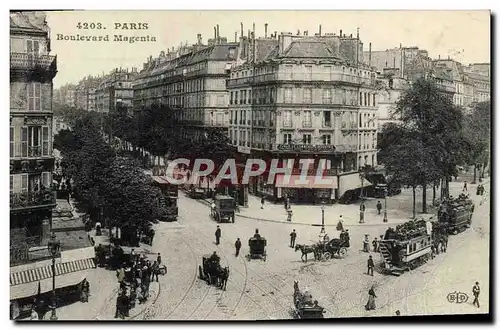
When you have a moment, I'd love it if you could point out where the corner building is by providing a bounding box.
[9,12,57,265]
[228,30,379,204]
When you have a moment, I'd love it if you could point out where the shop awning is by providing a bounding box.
[275,174,337,189]
[10,270,89,300]
[10,258,95,286]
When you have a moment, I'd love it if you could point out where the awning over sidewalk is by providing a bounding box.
[10,270,89,300]
[10,258,95,286]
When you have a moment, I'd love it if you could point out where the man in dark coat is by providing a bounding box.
[253,229,261,239]
[376,201,382,215]
[290,229,297,248]
[367,255,375,276]
[235,238,242,257]
[472,282,480,308]
[215,226,221,245]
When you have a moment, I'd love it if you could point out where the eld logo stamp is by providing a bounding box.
[447,292,469,304]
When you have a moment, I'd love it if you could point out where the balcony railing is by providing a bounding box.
[302,121,312,128]
[10,188,56,210]
[289,168,338,176]
[323,121,332,128]
[28,145,42,157]
[10,53,57,71]
[227,76,253,87]
[10,143,51,158]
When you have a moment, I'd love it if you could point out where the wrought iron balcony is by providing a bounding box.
[10,188,56,211]
[10,53,57,72]
[28,145,42,157]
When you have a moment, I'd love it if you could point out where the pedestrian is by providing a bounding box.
[372,237,378,253]
[337,215,344,231]
[360,202,366,213]
[287,208,293,222]
[344,229,351,247]
[156,253,162,265]
[367,255,375,276]
[116,266,125,284]
[80,278,90,302]
[363,234,370,252]
[365,285,377,311]
[30,307,39,320]
[95,221,102,236]
[472,282,480,308]
[376,201,382,215]
[463,181,468,192]
[261,196,265,209]
[286,196,290,210]
[215,225,221,245]
[150,261,158,282]
[235,238,242,257]
[211,201,216,216]
[290,229,297,248]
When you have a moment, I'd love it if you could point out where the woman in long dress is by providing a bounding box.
[365,286,377,311]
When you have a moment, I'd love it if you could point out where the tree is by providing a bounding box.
[393,78,470,200]
[101,157,164,245]
[463,101,491,182]
[383,137,440,217]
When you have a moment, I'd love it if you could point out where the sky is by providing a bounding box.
[45,10,491,88]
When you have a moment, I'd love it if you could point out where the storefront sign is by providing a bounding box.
[276,144,336,152]
[237,146,252,154]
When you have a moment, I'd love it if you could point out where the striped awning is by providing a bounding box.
[10,258,96,286]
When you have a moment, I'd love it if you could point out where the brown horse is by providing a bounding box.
[295,244,319,262]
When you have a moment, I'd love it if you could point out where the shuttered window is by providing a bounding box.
[21,126,28,157]
[42,172,51,187]
[42,126,49,156]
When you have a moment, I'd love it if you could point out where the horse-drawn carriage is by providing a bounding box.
[246,237,267,261]
[210,195,235,223]
[295,238,349,262]
[198,254,229,290]
[292,281,325,319]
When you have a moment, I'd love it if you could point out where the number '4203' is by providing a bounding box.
[77,22,104,29]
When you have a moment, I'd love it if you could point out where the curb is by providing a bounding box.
[194,196,407,227]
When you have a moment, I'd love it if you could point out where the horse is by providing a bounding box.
[217,266,229,291]
[295,244,319,262]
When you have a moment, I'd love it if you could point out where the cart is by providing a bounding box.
[210,195,235,223]
[246,237,267,261]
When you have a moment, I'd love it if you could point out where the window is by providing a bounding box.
[26,39,40,56]
[10,175,14,194]
[284,88,293,103]
[242,90,247,104]
[322,134,331,145]
[305,65,313,80]
[269,88,274,103]
[216,113,224,126]
[303,111,312,127]
[303,88,312,103]
[234,91,238,104]
[285,65,293,80]
[373,94,376,107]
[10,127,14,157]
[27,83,42,111]
[283,110,292,127]
[364,93,367,106]
[42,172,51,187]
[41,126,49,156]
[230,92,234,104]
[20,126,28,157]
[21,173,28,193]
[284,133,292,144]
[323,89,332,104]
[302,134,312,144]
[359,114,362,128]
[323,111,331,127]
[360,92,363,106]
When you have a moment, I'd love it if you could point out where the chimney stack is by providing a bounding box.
[197,33,202,45]
[235,31,237,42]
[274,31,277,39]
[319,24,322,36]
[350,33,352,38]
[265,23,268,38]
[369,42,372,66]
[340,29,342,37]
[357,27,359,39]
[240,22,243,38]
[214,26,217,40]
[216,24,220,41]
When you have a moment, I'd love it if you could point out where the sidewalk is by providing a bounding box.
[196,178,489,228]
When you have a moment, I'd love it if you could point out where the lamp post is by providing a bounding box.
[359,172,365,223]
[47,233,61,321]
[383,187,388,223]
[319,206,326,241]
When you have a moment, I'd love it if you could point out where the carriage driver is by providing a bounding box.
[253,229,261,239]
[209,251,220,264]
[302,287,313,305]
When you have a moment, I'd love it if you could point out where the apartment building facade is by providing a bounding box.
[9,11,57,265]
[133,30,239,138]
[95,68,137,113]
[228,30,379,204]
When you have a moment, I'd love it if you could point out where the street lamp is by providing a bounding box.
[319,206,326,242]
[47,233,61,321]
[359,172,365,224]
[383,187,388,223]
